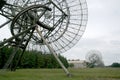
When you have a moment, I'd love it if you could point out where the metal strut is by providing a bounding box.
[0,26,35,71]
[11,27,35,71]
[35,26,71,77]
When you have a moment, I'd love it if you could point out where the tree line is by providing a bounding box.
[0,46,69,69]
[109,62,120,68]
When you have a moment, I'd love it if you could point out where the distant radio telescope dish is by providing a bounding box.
[86,50,104,67]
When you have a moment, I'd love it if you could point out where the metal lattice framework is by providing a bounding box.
[0,0,88,76]
[0,0,88,53]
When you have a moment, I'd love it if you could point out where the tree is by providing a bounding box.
[0,46,69,69]
[110,62,120,67]
[69,63,74,68]
[59,54,69,68]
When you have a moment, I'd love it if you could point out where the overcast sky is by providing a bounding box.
[63,0,120,65]
[0,0,120,66]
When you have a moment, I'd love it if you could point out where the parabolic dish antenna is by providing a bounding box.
[0,0,88,76]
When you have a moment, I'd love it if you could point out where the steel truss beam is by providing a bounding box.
[35,26,71,77]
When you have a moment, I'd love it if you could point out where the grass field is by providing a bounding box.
[0,68,120,80]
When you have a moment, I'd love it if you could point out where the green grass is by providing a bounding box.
[0,68,120,80]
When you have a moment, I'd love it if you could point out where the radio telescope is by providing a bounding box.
[86,50,104,68]
[0,0,88,76]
